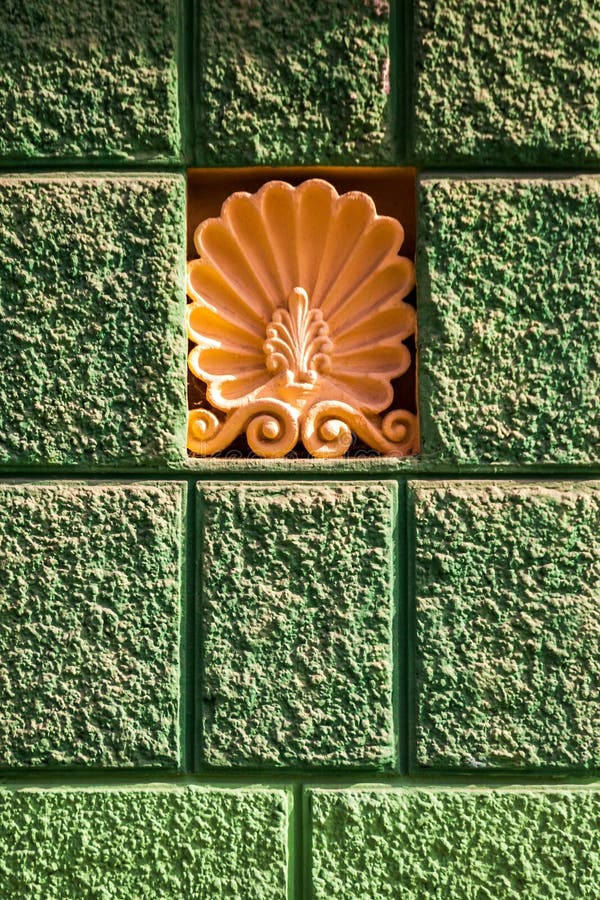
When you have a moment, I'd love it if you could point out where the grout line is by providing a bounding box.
[0,161,187,174]
[0,770,598,787]
[400,0,414,164]
[183,482,197,773]
[302,787,312,900]
[179,0,195,164]
[0,469,597,482]
[405,482,417,776]
[193,485,204,773]
[389,0,403,162]
[397,480,409,775]
[291,783,304,900]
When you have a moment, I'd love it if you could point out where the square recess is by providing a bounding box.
[186,167,417,460]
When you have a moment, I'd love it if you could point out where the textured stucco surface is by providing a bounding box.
[196,0,394,165]
[411,481,600,770]
[417,177,600,465]
[199,482,396,767]
[310,788,600,898]
[0,175,187,467]
[0,0,180,162]
[413,0,600,166]
[0,787,288,898]
[0,482,184,767]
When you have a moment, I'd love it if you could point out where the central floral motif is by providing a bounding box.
[264,287,332,400]
[187,178,418,458]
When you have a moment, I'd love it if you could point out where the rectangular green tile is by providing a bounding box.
[0,0,181,162]
[0,175,187,467]
[412,0,600,166]
[0,482,184,768]
[0,786,289,897]
[195,0,396,165]
[198,481,397,768]
[309,787,600,898]
[417,176,600,466]
[410,480,600,770]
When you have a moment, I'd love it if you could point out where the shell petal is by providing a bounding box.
[187,260,266,336]
[311,190,378,307]
[189,345,265,378]
[327,258,415,336]
[296,179,338,299]
[221,192,284,306]
[259,181,299,297]
[332,307,416,353]
[333,345,412,378]
[187,304,264,352]
[321,373,394,415]
[319,216,405,320]
[195,216,275,318]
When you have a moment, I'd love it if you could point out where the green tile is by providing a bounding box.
[310,787,600,898]
[195,0,395,165]
[0,0,181,162]
[417,176,600,466]
[413,0,600,166]
[411,480,600,770]
[0,482,184,767]
[0,786,289,897]
[198,482,397,768]
[0,175,187,467]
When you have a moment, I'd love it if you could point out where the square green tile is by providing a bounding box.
[0,0,181,162]
[0,481,184,767]
[0,786,289,897]
[0,175,187,467]
[195,0,395,165]
[310,787,600,898]
[413,0,600,166]
[198,481,397,768]
[417,176,600,466]
[411,480,600,770]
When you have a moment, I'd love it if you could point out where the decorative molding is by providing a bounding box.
[187,178,417,458]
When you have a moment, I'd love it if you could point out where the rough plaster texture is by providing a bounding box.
[418,177,600,465]
[411,481,600,770]
[0,482,184,767]
[310,787,600,899]
[0,787,288,898]
[0,0,180,162]
[0,175,187,467]
[199,482,396,767]
[196,0,394,165]
[413,0,600,166]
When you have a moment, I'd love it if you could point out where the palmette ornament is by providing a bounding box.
[186,178,418,458]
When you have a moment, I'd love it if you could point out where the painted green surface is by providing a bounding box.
[0,482,184,768]
[195,0,394,165]
[198,482,397,768]
[0,0,180,162]
[417,176,600,466]
[413,0,600,166]
[0,175,187,467]
[411,481,600,770]
[0,786,289,898]
[310,787,600,898]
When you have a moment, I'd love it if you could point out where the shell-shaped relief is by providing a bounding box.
[187,178,418,458]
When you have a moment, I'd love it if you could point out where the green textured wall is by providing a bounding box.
[0,1,598,898]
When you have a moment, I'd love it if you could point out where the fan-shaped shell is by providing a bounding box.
[187,178,416,414]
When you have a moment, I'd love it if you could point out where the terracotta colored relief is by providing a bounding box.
[186,178,417,458]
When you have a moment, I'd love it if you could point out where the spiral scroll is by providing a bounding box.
[302,401,418,458]
[187,400,300,458]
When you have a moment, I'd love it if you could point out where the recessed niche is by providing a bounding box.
[186,167,417,459]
